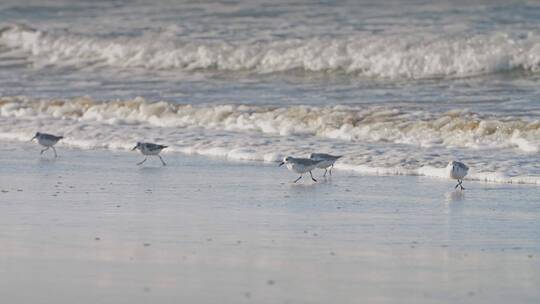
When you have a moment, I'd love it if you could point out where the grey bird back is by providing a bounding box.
[42,133,63,141]
[145,143,167,151]
[456,162,469,171]
[293,157,322,166]
[310,153,342,160]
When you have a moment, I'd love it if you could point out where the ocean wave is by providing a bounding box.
[1,96,539,184]
[2,24,540,78]
[1,96,538,153]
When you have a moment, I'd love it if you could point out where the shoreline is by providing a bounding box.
[2,137,539,186]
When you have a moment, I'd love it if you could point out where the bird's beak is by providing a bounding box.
[131,146,137,151]
[30,135,36,142]
[278,162,284,167]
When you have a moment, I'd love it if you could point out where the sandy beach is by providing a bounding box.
[1,142,539,304]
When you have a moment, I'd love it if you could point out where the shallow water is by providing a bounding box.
[1,0,539,184]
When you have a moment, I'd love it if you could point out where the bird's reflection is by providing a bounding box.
[445,190,465,203]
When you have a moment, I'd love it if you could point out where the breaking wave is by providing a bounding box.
[3,24,540,78]
[1,96,538,152]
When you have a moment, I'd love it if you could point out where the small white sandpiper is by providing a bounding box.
[279,156,322,183]
[132,142,168,166]
[309,153,342,177]
[448,160,469,190]
[30,132,63,158]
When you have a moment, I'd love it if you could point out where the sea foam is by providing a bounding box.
[1,96,539,185]
[1,96,538,152]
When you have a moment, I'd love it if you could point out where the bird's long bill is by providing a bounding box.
[278,162,285,167]
[30,135,36,142]
[131,146,138,151]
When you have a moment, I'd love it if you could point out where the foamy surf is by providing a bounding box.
[1,96,539,185]
[2,24,540,79]
[1,96,538,152]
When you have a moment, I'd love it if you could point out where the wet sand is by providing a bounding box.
[0,143,539,304]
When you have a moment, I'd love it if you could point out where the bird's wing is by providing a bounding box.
[310,153,328,159]
[294,158,321,166]
[146,143,166,151]
[312,153,342,160]
[457,162,469,171]
[42,133,62,141]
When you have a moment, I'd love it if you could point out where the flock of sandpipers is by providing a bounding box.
[30,131,470,190]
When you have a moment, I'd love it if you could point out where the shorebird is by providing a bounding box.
[448,161,469,190]
[279,156,322,183]
[132,142,168,166]
[309,153,342,177]
[30,132,63,157]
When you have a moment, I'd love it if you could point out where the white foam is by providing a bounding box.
[3,25,540,79]
[1,96,539,185]
[510,131,539,153]
[2,96,538,153]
